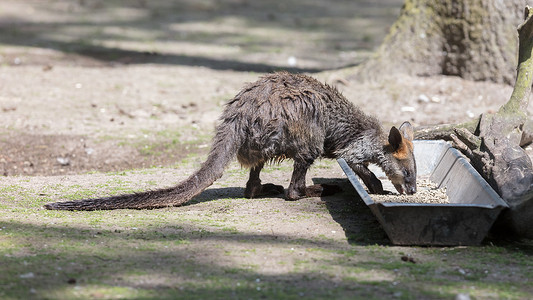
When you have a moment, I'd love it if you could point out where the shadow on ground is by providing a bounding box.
[2,216,532,299]
[312,177,390,245]
[185,175,389,245]
[0,0,402,71]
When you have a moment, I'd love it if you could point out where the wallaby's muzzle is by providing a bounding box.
[405,183,417,195]
[394,181,417,195]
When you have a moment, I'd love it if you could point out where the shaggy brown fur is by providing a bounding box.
[44,72,416,210]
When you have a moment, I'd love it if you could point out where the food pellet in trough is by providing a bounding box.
[372,179,449,204]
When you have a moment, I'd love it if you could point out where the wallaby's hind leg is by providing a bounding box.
[244,163,284,198]
[287,160,311,200]
[287,159,342,200]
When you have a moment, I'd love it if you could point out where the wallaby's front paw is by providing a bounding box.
[367,180,384,194]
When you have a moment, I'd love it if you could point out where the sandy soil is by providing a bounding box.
[1,0,528,177]
[1,1,533,298]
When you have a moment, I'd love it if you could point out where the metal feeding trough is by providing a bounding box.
[338,140,509,246]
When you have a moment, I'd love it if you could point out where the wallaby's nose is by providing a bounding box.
[406,185,417,195]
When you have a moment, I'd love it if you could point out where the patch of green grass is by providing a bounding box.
[1,166,533,300]
[221,226,239,234]
[62,188,98,201]
[1,210,532,300]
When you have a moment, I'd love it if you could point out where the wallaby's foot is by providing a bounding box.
[244,182,284,198]
[286,184,306,201]
[305,184,343,197]
[244,164,284,198]
[286,184,343,200]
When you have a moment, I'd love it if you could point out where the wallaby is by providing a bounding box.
[44,72,416,211]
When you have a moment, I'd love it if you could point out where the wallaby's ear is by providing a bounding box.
[398,121,414,142]
[388,126,403,151]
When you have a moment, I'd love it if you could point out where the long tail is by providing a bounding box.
[44,124,240,211]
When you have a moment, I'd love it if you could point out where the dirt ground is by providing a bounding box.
[1,1,533,299]
[1,0,527,177]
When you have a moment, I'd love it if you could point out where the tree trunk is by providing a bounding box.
[356,0,525,84]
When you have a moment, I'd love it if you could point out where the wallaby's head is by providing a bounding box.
[385,121,417,195]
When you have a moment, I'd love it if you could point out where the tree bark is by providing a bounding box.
[355,0,525,84]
